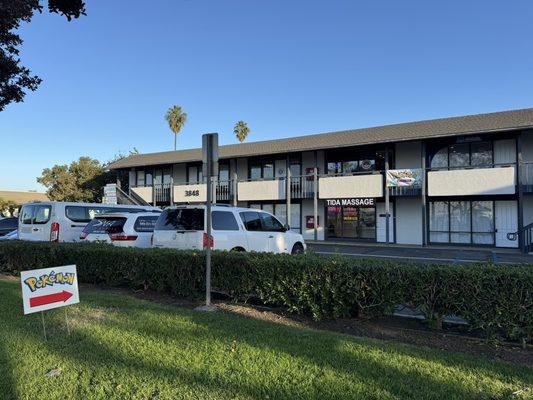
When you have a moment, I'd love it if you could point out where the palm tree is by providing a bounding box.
[165,106,188,150]
[234,120,250,143]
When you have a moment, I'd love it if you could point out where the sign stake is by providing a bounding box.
[64,307,71,336]
[41,311,47,341]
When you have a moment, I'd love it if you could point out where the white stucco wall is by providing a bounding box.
[174,184,207,203]
[395,197,423,245]
[301,199,325,240]
[428,166,516,196]
[131,186,152,202]
[376,202,395,243]
[319,174,383,199]
[237,180,286,201]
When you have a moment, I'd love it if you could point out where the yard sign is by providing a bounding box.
[20,265,80,315]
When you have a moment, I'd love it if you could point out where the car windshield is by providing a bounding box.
[83,217,127,234]
[155,208,204,231]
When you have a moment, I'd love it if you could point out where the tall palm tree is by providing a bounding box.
[165,105,188,150]
[234,120,250,143]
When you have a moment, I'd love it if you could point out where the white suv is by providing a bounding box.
[80,212,160,248]
[152,205,306,254]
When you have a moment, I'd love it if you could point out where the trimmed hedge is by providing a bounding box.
[0,241,531,342]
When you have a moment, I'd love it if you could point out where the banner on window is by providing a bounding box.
[386,169,422,188]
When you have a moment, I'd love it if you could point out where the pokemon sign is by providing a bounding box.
[20,265,79,315]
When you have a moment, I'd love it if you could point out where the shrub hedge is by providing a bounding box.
[0,241,531,342]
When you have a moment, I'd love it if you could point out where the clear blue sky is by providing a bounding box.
[2,0,533,191]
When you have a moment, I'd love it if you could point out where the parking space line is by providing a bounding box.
[314,251,483,263]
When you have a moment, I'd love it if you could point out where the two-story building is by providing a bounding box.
[107,108,533,251]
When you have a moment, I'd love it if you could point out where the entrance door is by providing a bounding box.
[495,201,518,248]
[326,206,376,240]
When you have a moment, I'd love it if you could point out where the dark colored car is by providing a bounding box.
[0,217,18,236]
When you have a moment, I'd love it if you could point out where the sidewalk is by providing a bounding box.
[307,241,533,264]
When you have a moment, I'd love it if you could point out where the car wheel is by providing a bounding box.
[291,243,304,255]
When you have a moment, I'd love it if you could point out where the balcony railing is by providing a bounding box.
[154,183,171,203]
[216,180,234,201]
[289,175,315,199]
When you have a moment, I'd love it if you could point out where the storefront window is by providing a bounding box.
[429,200,494,245]
[472,201,494,244]
[450,201,471,243]
[326,205,375,240]
[429,202,449,243]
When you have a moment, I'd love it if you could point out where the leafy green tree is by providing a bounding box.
[37,157,114,202]
[165,106,187,150]
[234,120,250,143]
[0,198,19,217]
[1,0,87,111]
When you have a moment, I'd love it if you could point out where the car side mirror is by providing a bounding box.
[284,223,290,232]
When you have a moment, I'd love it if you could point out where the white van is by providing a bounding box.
[152,205,306,254]
[18,202,160,243]
[80,212,159,248]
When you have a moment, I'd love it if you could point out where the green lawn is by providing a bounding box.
[0,279,531,400]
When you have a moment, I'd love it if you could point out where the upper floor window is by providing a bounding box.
[326,149,388,175]
[430,141,492,169]
[249,159,275,180]
[188,165,204,184]
[136,170,152,187]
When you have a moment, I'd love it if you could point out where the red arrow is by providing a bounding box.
[29,290,73,308]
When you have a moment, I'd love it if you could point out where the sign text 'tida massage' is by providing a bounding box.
[20,265,80,315]
[326,198,375,207]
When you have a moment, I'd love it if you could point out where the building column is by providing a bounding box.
[421,141,427,246]
[385,147,390,244]
[170,164,174,205]
[313,151,318,241]
[518,132,525,252]
[286,155,291,227]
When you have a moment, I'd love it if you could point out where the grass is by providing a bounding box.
[0,279,531,400]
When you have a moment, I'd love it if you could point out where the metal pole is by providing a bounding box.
[205,139,212,307]
[286,157,291,227]
[313,151,318,241]
[41,311,47,341]
[385,148,390,244]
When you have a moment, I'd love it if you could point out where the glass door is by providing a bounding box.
[326,206,376,240]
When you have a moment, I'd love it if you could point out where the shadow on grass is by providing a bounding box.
[1,283,531,399]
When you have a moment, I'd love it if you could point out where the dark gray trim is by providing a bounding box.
[517,132,525,251]
[108,108,533,170]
